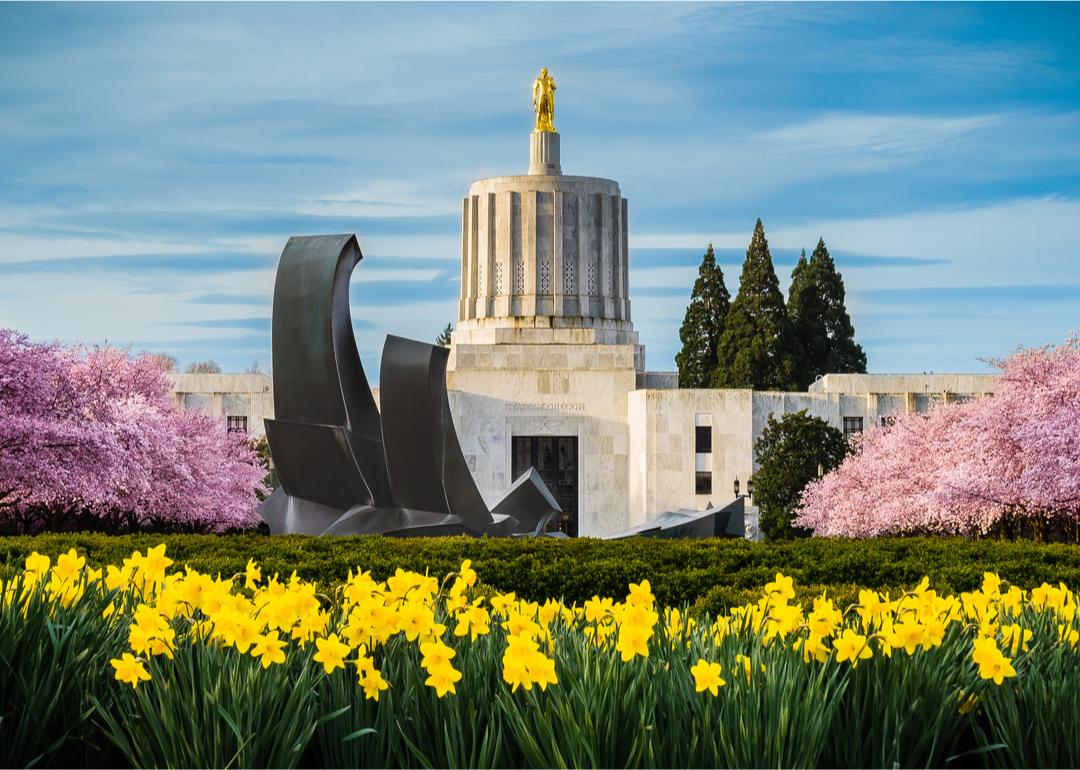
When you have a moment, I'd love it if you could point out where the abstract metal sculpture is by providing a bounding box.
[603,498,746,540]
[259,234,561,537]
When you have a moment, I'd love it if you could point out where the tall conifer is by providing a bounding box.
[788,238,866,387]
[676,244,730,388]
[712,219,800,390]
[787,247,828,389]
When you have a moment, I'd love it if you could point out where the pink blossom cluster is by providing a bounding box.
[0,329,265,532]
[796,338,1080,538]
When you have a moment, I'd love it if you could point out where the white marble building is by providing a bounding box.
[170,125,998,538]
[443,126,998,536]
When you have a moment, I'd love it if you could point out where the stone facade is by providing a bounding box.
[168,373,273,438]
[625,373,1000,526]
[446,342,638,537]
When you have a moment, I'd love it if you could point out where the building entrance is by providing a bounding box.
[511,436,578,536]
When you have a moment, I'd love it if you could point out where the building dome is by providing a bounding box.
[455,119,635,346]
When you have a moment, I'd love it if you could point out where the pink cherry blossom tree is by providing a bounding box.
[0,329,265,533]
[796,337,1080,540]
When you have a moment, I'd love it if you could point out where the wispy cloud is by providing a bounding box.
[759,113,1001,166]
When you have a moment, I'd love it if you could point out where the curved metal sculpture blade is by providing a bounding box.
[261,234,393,529]
[379,335,493,529]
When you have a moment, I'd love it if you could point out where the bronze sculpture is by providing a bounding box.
[532,67,556,132]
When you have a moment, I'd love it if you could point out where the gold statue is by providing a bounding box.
[532,67,556,133]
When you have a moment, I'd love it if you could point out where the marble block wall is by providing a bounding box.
[446,342,639,537]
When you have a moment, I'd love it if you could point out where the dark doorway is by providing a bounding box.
[512,435,578,536]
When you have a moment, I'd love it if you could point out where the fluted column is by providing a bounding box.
[529,131,561,175]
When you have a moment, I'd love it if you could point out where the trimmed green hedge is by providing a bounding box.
[4,534,1080,615]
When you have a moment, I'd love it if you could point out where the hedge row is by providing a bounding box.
[5,534,1080,615]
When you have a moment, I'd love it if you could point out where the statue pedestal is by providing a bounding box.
[528,130,561,176]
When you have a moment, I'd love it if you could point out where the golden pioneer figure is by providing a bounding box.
[532,67,556,132]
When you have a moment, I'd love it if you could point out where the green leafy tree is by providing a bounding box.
[435,322,454,347]
[676,244,730,388]
[712,219,801,390]
[753,410,848,540]
[788,238,867,388]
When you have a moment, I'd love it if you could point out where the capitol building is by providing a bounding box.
[172,79,998,538]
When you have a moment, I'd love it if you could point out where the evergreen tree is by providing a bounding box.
[675,244,730,388]
[788,238,866,388]
[435,322,454,347]
[712,219,801,390]
[787,247,828,389]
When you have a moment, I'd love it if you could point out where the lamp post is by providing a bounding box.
[734,478,754,501]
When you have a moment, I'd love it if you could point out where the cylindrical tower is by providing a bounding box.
[454,125,635,346]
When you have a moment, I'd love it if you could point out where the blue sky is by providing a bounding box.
[1,2,1078,379]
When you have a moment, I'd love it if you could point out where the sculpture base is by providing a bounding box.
[528,130,561,175]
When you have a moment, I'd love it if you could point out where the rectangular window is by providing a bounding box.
[695,425,712,454]
[695,471,712,495]
[226,415,249,434]
[843,416,863,439]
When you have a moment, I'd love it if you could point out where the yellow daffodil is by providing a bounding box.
[420,639,456,671]
[24,551,51,580]
[626,580,655,608]
[458,559,477,588]
[111,653,151,689]
[244,559,261,591]
[833,629,873,667]
[53,549,85,584]
[252,631,287,668]
[502,635,557,692]
[141,544,173,576]
[856,590,889,629]
[798,633,831,664]
[764,573,795,603]
[453,601,491,641]
[690,659,725,695]
[424,662,462,697]
[616,624,651,662]
[972,637,1016,685]
[397,601,436,642]
[313,633,351,674]
[892,618,926,655]
[360,668,390,701]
